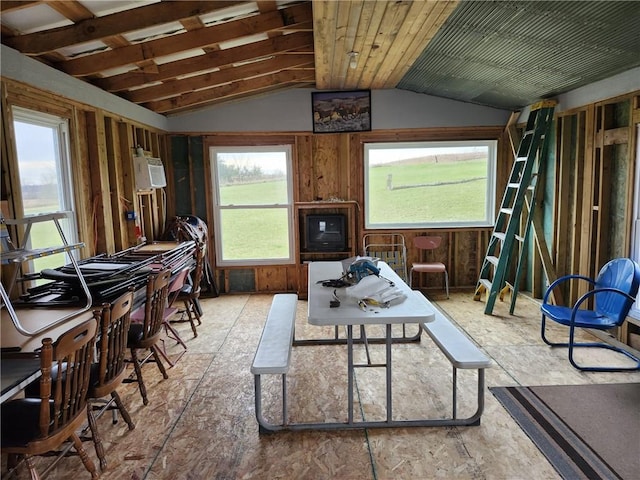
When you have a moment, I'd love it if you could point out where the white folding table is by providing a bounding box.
[273,261,438,431]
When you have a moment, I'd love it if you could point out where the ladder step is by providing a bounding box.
[508,182,520,189]
[499,282,513,302]
[515,235,525,242]
[500,208,513,215]
[478,278,492,291]
[486,256,499,266]
[493,232,506,241]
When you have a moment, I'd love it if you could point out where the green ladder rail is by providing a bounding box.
[507,116,559,314]
[474,100,556,315]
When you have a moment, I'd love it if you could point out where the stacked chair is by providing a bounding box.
[159,266,191,366]
[87,290,137,470]
[126,269,172,405]
[1,319,99,479]
[175,243,206,337]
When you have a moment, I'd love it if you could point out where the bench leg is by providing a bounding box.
[254,373,288,433]
[474,368,486,426]
[452,366,457,419]
[452,366,486,425]
[281,373,287,427]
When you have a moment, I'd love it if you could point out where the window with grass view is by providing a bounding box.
[12,107,77,277]
[210,146,293,266]
[364,141,497,229]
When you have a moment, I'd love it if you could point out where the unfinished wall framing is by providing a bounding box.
[1,78,169,257]
[547,92,639,349]
[550,93,638,305]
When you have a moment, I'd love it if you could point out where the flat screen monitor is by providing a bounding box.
[305,214,347,252]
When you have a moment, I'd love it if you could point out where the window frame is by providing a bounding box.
[210,145,295,267]
[11,106,78,248]
[630,123,640,319]
[363,139,497,229]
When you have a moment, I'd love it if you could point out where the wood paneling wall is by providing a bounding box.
[170,127,508,296]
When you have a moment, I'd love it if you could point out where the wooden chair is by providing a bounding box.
[158,266,191,366]
[410,236,449,298]
[175,244,206,337]
[541,258,640,371]
[126,269,171,405]
[87,290,136,471]
[1,318,99,479]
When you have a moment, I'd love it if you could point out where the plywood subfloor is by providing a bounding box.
[4,291,640,479]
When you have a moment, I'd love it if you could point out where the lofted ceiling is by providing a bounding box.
[1,1,639,117]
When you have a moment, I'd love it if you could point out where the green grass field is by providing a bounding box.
[219,208,290,260]
[367,159,488,224]
[218,180,290,260]
[219,178,288,205]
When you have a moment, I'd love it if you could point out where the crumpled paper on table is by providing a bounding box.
[345,275,406,308]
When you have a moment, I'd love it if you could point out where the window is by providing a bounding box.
[11,107,77,273]
[631,124,640,318]
[364,140,497,229]
[210,145,294,266]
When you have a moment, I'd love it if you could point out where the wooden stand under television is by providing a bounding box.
[294,201,358,299]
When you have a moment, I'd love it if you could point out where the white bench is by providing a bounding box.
[251,293,297,433]
[414,291,492,425]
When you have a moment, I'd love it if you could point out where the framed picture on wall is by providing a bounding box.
[312,90,371,134]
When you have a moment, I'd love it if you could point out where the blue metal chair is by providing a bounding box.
[540,258,640,372]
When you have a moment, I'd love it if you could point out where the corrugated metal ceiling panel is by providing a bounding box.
[398,1,640,109]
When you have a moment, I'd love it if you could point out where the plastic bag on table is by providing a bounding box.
[345,275,406,308]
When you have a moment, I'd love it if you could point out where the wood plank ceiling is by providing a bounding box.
[0,0,459,116]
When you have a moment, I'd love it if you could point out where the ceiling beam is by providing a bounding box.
[0,1,38,13]
[167,81,315,115]
[58,2,312,76]
[94,31,314,92]
[3,1,247,54]
[145,69,315,113]
[124,54,313,103]
[46,1,94,21]
[45,0,137,53]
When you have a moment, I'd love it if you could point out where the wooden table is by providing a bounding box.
[1,308,95,353]
[1,308,95,403]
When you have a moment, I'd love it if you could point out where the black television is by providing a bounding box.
[305,214,347,252]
